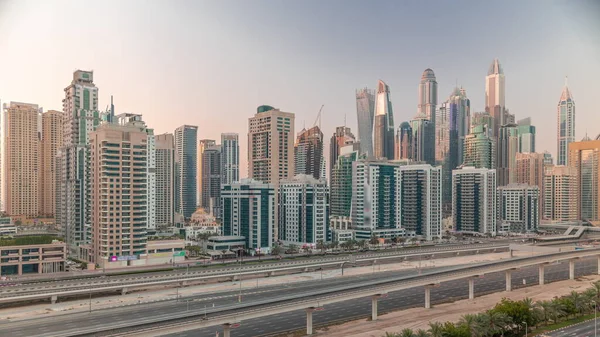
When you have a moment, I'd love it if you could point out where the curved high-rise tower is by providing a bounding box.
[557,78,575,166]
[355,88,375,157]
[373,80,395,160]
[418,68,438,124]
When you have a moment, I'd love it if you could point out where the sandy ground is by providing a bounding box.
[317,274,600,337]
[0,249,530,321]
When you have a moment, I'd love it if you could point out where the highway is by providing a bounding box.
[0,253,596,337]
[544,319,599,337]
[0,243,509,302]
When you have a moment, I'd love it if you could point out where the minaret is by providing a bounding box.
[557,76,575,166]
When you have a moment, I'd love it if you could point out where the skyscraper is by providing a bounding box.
[471,111,494,131]
[154,133,175,228]
[248,105,295,184]
[395,122,413,160]
[410,114,435,165]
[418,69,438,125]
[398,164,442,241]
[543,165,578,221]
[497,123,519,186]
[197,139,216,206]
[115,113,155,230]
[90,122,149,267]
[557,78,576,166]
[351,160,404,240]
[330,145,363,217]
[355,88,375,157]
[485,59,507,137]
[40,110,63,217]
[279,175,329,245]
[463,124,495,169]
[174,125,198,218]
[2,102,41,217]
[517,118,536,153]
[294,125,324,180]
[57,70,105,255]
[569,138,600,222]
[452,167,497,235]
[497,184,540,232]
[221,133,239,185]
[515,152,545,190]
[437,87,471,205]
[201,145,221,217]
[221,179,275,251]
[329,126,356,179]
[373,80,395,160]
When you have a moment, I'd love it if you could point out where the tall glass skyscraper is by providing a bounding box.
[373,80,395,160]
[174,125,198,218]
[355,88,375,157]
[418,69,438,125]
[436,87,471,205]
[221,133,240,185]
[557,79,576,166]
[409,114,435,165]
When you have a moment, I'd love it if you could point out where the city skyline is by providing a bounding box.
[0,1,598,177]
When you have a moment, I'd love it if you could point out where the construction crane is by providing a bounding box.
[313,104,324,130]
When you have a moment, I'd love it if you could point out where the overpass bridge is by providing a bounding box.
[30,246,600,337]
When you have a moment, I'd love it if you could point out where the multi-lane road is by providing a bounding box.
[544,319,599,337]
[0,242,510,303]
[0,253,597,337]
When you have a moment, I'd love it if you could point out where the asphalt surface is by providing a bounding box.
[0,255,595,337]
[165,258,598,337]
[545,319,599,337]
[0,242,507,298]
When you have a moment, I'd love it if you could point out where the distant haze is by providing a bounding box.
[1,0,599,176]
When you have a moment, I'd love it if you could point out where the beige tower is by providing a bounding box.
[197,139,216,207]
[543,165,578,221]
[90,123,148,267]
[40,110,63,217]
[569,138,600,222]
[3,102,41,217]
[248,105,295,184]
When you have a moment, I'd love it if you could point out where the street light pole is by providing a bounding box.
[595,301,597,337]
[522,321,527,337]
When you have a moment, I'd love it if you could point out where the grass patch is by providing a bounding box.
[530,313,596,335]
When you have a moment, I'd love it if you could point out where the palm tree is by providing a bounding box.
[479,311,512,336]
[458,314,479,336]
[427,322,443,337]
[357,239,367,250]
[548,299,566,323]
[591,280,600,302]
[535,300,552,325]
[271,245,281,256]
[415,329,430,337]
[369,234,379,245]
[316,240,326,253]
[400,328,415,337]
[568,290,586,316]
[384,333,399,337]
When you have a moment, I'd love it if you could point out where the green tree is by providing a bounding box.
[427,322,443,337]
[357,239,367,249]
[400,328,415,337]
[457,314,478,336]
[317,240,326,253]
[415,329,430,337]
[271,245,281,256]
[369,234,379,245]
[478,311,512,336]
[440,322,469,337]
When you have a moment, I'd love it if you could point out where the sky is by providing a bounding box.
[1,0,599,177]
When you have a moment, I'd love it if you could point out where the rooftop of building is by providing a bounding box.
[0,235,64,247]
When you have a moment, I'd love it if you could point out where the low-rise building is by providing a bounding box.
[0,238,66,276]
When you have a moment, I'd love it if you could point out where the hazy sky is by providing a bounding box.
[1,0,599,176]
